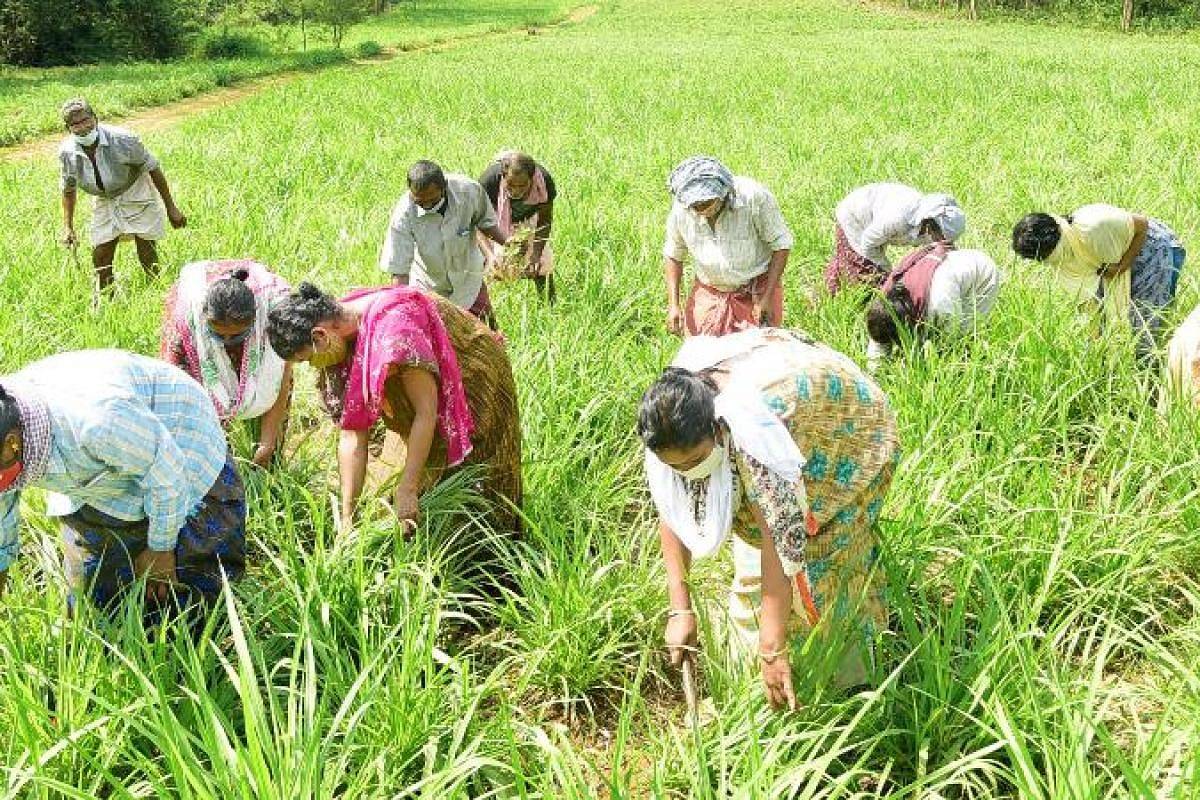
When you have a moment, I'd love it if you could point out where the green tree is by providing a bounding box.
[308,0,370,48]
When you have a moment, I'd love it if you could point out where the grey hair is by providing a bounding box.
[499,151,536,178]
[60,98,95,124]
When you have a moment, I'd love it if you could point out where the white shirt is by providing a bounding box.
[379,174,498,308]
[663,176,794,291]
[867,249,1001,368]
[1165,303,1200,408]
[835,182,924,267]
[59,124,160,200]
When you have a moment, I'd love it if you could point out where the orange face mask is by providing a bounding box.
[0,459,23,493]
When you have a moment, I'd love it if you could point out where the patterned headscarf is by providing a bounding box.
[911,193,966,243]
[667,156,735,208]
[0,379,53,495]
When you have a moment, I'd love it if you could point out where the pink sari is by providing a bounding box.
[321,286,475,466]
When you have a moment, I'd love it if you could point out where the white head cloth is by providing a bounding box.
[911,193,966,243]
[179,260,287,421]
[644,332,805,558]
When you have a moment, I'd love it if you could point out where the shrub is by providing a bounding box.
[291,47,348,68]
[195,31,269,59]
[351,39,382,58]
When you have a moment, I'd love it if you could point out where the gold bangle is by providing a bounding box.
[666,608,695,619]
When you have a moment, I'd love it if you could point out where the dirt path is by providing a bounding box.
[0,3,601,164]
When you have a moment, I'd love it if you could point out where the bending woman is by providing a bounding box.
[1012,204,1186,359]
[162,259,293,467]
[826,183,965,296]
[267,283,522,535]
[639,328,899,709]
[865,244,1000,370]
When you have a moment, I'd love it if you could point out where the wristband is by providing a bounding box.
[666,608,695,619]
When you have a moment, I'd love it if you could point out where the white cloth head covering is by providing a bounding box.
[644,332,805,559]
[178,261,288,422]
[912,193,966,243]
[667,156,735,208]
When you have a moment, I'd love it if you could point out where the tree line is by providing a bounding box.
[905,0,1199,30]
[0,0,385,67]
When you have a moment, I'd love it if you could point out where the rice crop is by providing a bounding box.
[1,0,1199,795]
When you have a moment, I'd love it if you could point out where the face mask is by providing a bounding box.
[0,459,23,493]
[73,129,99,147]
[678,444,726,481]
[207,326,251,346]
[309,334,348,369]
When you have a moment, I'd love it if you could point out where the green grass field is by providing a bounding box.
[2,0,1200,795]
[0,0,579,148]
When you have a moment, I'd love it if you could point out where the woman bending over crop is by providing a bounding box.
[826,183,965,296]
[865,245,1000,370]
[268,283,522,536]
[1012,204,1185,360]
[1164,303,1200,409]
[161,259,293,467]
[639,328,899,709]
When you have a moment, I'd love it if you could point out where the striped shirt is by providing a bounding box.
[0,351,226,571]
[663,176,794,291]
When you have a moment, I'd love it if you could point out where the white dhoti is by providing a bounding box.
[90,171,166,246]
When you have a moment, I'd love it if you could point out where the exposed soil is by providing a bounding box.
[0,2,602,164]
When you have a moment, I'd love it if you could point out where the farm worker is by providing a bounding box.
[663,156,794,337]
[1011,205,1186,361]
[0,351,245,627]
[864,245,1001,370]
[267,283,522,536]
[825,183,965,296]
[160,259,293,467]
[479,150,558,302]
[639,328,900,709]
[380,160,510,330]
[57,98,188,295]
[1164,304,1200,409]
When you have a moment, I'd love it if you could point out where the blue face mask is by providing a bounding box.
[207,325,251,346]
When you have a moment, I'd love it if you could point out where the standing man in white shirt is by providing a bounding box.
[662,156,794,337]
[58,98,188,295]
[380,160,510,329]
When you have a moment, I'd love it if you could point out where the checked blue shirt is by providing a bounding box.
[0,351,226,571]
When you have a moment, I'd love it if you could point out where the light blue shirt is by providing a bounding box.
[0,351,226,571]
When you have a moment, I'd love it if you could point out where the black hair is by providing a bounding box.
[266,281,342,360]
[918,218,944,241]
[0,385,21,442]
[501,152,537,178]
[866,283,920,347]
[1012,212,1061,261]
[203,268,255,324]
[407,160,447,192]
[637,367,719,452]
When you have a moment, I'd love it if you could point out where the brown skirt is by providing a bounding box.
[368,293,523,534]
